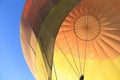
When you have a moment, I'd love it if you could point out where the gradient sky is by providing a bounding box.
[0,0,35,80]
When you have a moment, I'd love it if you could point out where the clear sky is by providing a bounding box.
[0,0,35,80]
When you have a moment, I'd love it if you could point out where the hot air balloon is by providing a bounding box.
[20,0,120,80]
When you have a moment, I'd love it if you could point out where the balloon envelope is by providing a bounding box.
[20,0,120,80]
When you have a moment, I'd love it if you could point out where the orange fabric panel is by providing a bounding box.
[55,0,120,60]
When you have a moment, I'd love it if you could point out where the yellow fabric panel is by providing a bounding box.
[36,41,51,80]
[52,51,78,80]
[20,35,37,78]
[113,56,120,71]
[101,58,120,80]
[52,50,120,80]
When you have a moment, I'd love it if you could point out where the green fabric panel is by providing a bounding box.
[41,0,80,38]
[38,0,81,69]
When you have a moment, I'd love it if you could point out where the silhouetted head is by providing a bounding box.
[80,75,84,80]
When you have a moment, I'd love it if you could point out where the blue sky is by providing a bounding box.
[0,0,35,80]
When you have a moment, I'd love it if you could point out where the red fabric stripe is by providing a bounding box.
[24,0,32,18]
